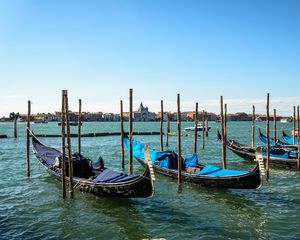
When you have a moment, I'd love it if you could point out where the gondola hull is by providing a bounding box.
[32,134,154,198]
[224,138,298,170]
[136,157,261,189]
[124,136,262,189]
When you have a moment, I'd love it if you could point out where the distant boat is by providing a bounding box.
[58,122,82,126]
[34,120,48,124]
[184,123,211,132]
[17,118,24,122]
[280,118,291,123]
[167,132,192,137]
[255,117,262,122]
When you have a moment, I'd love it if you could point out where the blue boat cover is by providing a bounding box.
[197,165,249,177]
[124,136,183,169]
[184,154,198,167]
[283,134,299,145]
[93,169,139,183]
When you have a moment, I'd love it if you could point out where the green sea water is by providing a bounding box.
[0,121,299,239]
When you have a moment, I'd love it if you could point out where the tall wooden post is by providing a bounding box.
[266,93,270,180]
[202,110,205,149]
[293,106,296,145]
[297,105,300,171]
[78,99,82,154]
[194,102,198,154]
[274,109,277,142]
[252,105,255,147]
[129,89,133,175]
[177,94,182,184]
[160,100,164,151]
[26,101,31,177]
[220,96,226,169]
[205,118,208,137]
[120,100,125,169]
[61,91,67,199]
[14,116,17,138]
[224,104,227,166]
[166,113,170,147]
[64,90,74,198]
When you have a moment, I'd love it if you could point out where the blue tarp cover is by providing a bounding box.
[92,169,139,183]
[197,165,249,177]
[283,135,299,145]
[184,154,198,167]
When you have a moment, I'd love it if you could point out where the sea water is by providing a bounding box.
[0,121,299,239]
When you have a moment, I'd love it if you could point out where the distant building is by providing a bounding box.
[226,112,251,121]
[103,113,119,121]
[181,111,217,121]
[83,112,103,121]
[133,102,156,121]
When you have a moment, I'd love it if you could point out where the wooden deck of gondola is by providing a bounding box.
[33,131,161,137]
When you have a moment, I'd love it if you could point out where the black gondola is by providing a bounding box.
[217,131,298,170]
[258,128,295,149]
[124,136,263,189]
[31,133,154,198]
[282,130,299,145]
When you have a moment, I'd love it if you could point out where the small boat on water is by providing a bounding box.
[167,132,193,137]
[58,122,82,126]
[280,118,291,123]
[124,135,263,189]
[218,131,298,170]
[184,123,211,132]
[255,117,262,122]
[258,128,297,150]
[31,132,154,198]
[34,120,48,124]
[17,118,25,122]
[282,131,299,145]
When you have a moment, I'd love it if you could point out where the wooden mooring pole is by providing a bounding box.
[160,100,164,151]
[14,115,17,138]
[129,89,133,175]
[202,110,205,149]
[297,105,300,171]
[220,96,226,169]
[26,100,31,177]
[266,93,270,180]
[64,90,74,198]
[120,100,125,169]
[293,106,296,145]
[78,99,82,154]
[252,105,255,147]
[224,104,227,166]
[166,113,170,147]
[177,94,182,184]
[194,102,198,154]
[61,91,67,199]
[205,117,208,137]
[274,109,277,142]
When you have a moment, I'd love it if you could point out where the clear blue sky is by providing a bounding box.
[0,0,299,116]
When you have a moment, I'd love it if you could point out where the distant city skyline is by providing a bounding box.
[0,95,299,117]
[0,1,299,117]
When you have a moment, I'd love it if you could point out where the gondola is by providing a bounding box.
[282,131,299,145]
[123,136,263,189]
[218,131,298,170]
[31,132,154,198]
[258,128,297,150]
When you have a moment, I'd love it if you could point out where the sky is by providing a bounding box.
[0,0,299,117]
